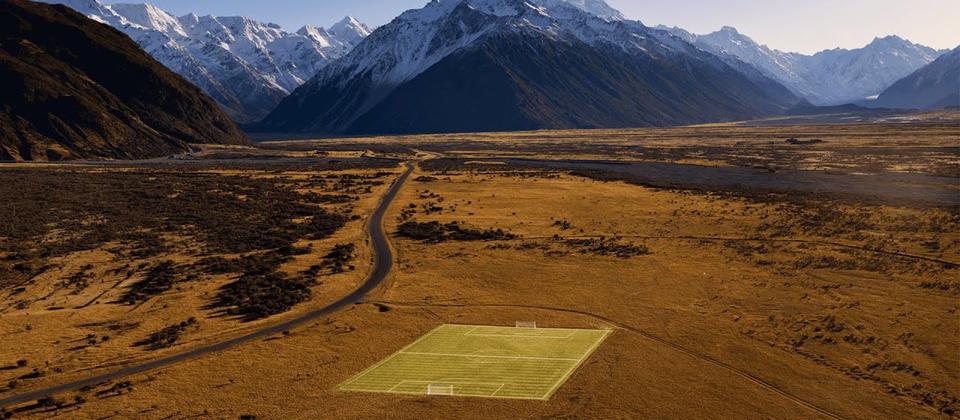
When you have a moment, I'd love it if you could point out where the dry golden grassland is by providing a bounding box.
[262,118,960,177]
[1,119,957,419]
[0,159,401,410]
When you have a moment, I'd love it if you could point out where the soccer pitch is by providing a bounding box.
[338,324,611,400]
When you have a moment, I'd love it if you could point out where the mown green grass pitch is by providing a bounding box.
[338,324,611,400]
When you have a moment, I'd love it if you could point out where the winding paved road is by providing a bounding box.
[0,162,414,408]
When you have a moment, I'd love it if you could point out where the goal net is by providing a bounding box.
[515,321,537,329]
[427,384,455,396]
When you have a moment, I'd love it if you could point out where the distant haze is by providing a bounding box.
[105,0,960,54]
[623,0,960,54]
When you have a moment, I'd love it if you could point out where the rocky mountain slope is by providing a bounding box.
[0,0,247,161]
[257,0,797,134]
[872,47,959,109]
[39,0,370,122]
[660,26,946,105]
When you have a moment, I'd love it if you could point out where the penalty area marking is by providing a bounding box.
[464,326,577,339]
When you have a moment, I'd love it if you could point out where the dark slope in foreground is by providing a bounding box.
[0,0,247,161]
[872,47,960,110]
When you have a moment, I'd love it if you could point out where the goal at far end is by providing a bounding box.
[427,384,455,396]
[515,321,537,328]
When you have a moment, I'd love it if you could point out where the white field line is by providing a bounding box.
[397,379,506,386]
[463,332,576,339]
[540,329,613,401]
[338,325,448,389]
[388,380,507,397]
[400,351,580,362]
[374,388,542,400]
[448,324,590,333]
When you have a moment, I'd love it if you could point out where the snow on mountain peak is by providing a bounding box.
[542,0,624,20]
[660,24,944,104]
[37,0,370,122]
[579,0,624,19]
[335,16,370,32]
[329,16,372,43]
[719,26,740,34]
[109,3,186,36]
[297,25,335,48]
[871,35,905,44]
[40,0,105,15]
[36,0,117,24]
[319,0,648,90]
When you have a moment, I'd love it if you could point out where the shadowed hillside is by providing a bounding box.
[0,0,248,161]
[873,47,960,110]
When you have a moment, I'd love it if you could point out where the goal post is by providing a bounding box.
[515,321,537,329]
[427,384,455,396]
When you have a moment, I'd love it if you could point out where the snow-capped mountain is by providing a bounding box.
[328,16,373,46]
[37,0,370,122]
[872,47,959,110]
[544,0,624,20]
[258,0,797,134]
[658,25,946,104]
[807,36,945,103]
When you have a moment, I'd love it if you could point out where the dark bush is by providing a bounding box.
[134,318,198,350]
[211,272,314,322]
[0,169,355,274]
[277,245,311,257]
[397,221,517,243]
[322,244,356,273]
[18,369,44,380]
[119,261,182,304]
[301,192,358,204]
[562,238,651,258]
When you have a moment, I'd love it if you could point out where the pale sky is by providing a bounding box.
[106,0,960,54]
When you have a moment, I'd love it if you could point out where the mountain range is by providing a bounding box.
[256,0,799,134]
[0,0,246,161]
[659,25,948,105]
[873,47,959,110]
[13,0,959,143]
[37,0,371,122]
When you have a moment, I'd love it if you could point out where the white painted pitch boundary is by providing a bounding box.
[390,380,507,397]
[540,329,612,400]
[338,324,612,400]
